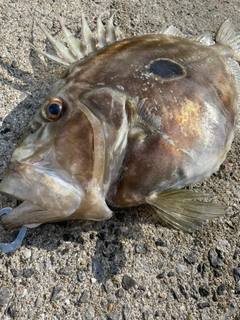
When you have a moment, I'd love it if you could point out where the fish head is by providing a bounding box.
[0,81,131,230]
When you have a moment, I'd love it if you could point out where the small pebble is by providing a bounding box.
[107,295,117,303]
[6,304,17,318]
[0,287,10,307]
[77,271,86,282]
[213,269,222,277]
[233,249,239,260]
[208,248,224,268]
[138,285,146,291]
[135,243,148,254]
[197,302,210,309]
[107,311,121,320]
[122,303,131,320]
[184,252,197,265]
[34,296,43,308]
[62,233,74,241]
[179,284,189,299]
[10,269,22,278]
[233,268,240,282]
[142,311,149,320]
[92,257,105,279]
[23,268,35,278]
[84,305,95,320]
[24,250,32,259]
[50,286,61,301]
[116,288,124,298]
[64,299,70,305]
[91,278,97,284]
[155,239,167,247]
[158,260,164,269]
[176,264,187,274]
[27,309,35,319]
[76,235,85,245]
[171,289,178,300]
[212,291,218,302]
[122,275,136,290]
[140,259,151,271]
[81,260,87,265]
[78,290,89,303]
[218,240,231,251]
[156,272,165,279]
[58,266,72,276]
[223,301,237,317]
[217,284,225,295]
[197,263,206,278]
[199,284,210,297]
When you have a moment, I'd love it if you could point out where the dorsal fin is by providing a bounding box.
[191,32,215,46]
[159,25,185,38]
[216,19,240,61]
[32,13,125,66]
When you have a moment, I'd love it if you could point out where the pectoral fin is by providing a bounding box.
[146,189,226,232]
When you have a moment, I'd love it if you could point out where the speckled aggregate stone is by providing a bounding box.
[0,0,240,319]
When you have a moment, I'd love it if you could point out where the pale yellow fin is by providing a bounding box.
[106,13,117,44]
[216,19,240,61]
[160,25,185,38]
[146,189,226,232]
[191,32,215,46]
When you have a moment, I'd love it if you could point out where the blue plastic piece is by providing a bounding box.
[0,207,28,253]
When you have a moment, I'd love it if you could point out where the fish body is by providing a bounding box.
[0,16,239,235]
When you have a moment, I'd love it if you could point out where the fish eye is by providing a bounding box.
[41,98,66,121]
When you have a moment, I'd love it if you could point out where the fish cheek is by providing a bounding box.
[54,110,94,185]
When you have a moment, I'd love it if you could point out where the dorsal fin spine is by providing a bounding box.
[33,13,124,66]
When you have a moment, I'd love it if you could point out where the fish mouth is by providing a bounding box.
[0,161,83,229]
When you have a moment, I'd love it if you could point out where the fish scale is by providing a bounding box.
[0,15,239,252]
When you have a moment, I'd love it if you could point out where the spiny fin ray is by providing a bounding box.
[216,19,240,61]
[29,44,70,66]
[191,32,215,46]
[81,13,97,54]
[97,14,107,48]
[106,14,117,44]
[34,19,76,63]
[33,13,124,66]
[160,25,185,38]
[59,17,85,59]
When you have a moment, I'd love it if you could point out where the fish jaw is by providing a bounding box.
[0,162,83,229]
[1,201,52,230]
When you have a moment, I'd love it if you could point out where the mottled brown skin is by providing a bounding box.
[63,35,238,206]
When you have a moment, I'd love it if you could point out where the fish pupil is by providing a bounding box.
[49,103,61,115]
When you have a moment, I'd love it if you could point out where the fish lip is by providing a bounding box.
[3,159,53,182]
[0,161,83,219]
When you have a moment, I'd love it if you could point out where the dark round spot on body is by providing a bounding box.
[149,59,185,79]
[49,103,61,115]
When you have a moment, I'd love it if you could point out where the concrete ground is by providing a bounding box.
[0,0,239,319]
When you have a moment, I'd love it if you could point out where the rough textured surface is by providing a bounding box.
[0,0,239,319]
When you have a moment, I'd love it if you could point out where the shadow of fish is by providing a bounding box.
[0,14,239,252]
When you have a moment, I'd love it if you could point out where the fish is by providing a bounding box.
[0,14,239,253]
